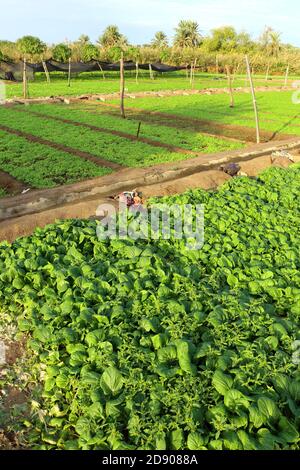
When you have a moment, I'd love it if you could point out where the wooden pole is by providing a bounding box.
[23,57,28,99]
[245,55,260,144]
[226,65,234,108]
[97,61,106,80]
[42,60,51,83]
[265,63,270,82]
[136,122,141,138]
[149,63,154,80]
[190,61,194,85]
[120,52,126,119]
[284,65,290,87]
[216,56,219,74]
[136,62,139,84]
[232,63,240,83]
[68,58,71,87]
[191,59,197,90]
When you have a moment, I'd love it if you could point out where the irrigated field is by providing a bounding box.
[4,71,299,99]
[1,164,300,450]
[1,85,300,197]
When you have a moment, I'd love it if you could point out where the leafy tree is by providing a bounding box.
[16,36,46,59]
[52,43,72,62]
[174,20,202,48]
[203,26,238,52]
[97,25,128,48]
[151,31,169,48]
[81,44,99,61]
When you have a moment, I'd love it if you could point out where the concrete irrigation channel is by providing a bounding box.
[1,136,300,242]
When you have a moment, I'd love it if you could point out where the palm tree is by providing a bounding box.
[77,35,90,46]
[151,31,168,48]
[260,27,281,57]
[97,25,128,48]
[174,20,202,48]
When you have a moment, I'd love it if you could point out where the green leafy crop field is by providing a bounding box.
[29,103,244,152]
[0,106,243,171]
[1,165,300,450]
[0,129,111,188]
[117,90,300,137]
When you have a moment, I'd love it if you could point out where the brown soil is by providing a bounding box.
[16,107,200,156]
[3,387,27,409]
[73,84,295,103]
[89,101,296,143]
[0,171,26,195]
[2,339,26,367]
[0,124,123,171]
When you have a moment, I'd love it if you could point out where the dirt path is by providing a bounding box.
[1,150,300,243]
[15,107,200,155]
[87,102,296,143]
[75,84,296,102]
[0,124,123,171]
[5,84,296,108]
[0,171,27,195]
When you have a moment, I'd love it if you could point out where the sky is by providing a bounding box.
[1,0,299,46]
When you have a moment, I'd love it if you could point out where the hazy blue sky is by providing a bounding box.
[1,0,299,46]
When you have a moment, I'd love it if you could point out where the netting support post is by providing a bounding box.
[68,58,71,87]
[42,60,51,83]
[97,62,106,80]
[136,62,139,84]
[23,57,28,99]
[245,55,260,144]
[284,65,290,87]
[120,52,126,119]
[226,65,234,108]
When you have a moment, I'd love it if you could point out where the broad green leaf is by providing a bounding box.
[187,432,205,450]
[170,429,184,450]
[100,367,123,396]
[212,370,233,395]
[75,417,91,441]
[257,397,280,421]
[224,389,249,410]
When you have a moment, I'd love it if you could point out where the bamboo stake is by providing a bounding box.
[136,122,141,138]
[265,63,270,82]
[42,60,51,83]
[226,65,234,108]
[245,55,260,144]
[135,62,139,84]
[149,63,154,80]
[120,52,126,119]
[191,59,197,90]
[190,61,194,85]
[23,57,28,99]
[97,61,106,80]
[68,58,71,87]
[232,63,240,83]
[284,65,290,87]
